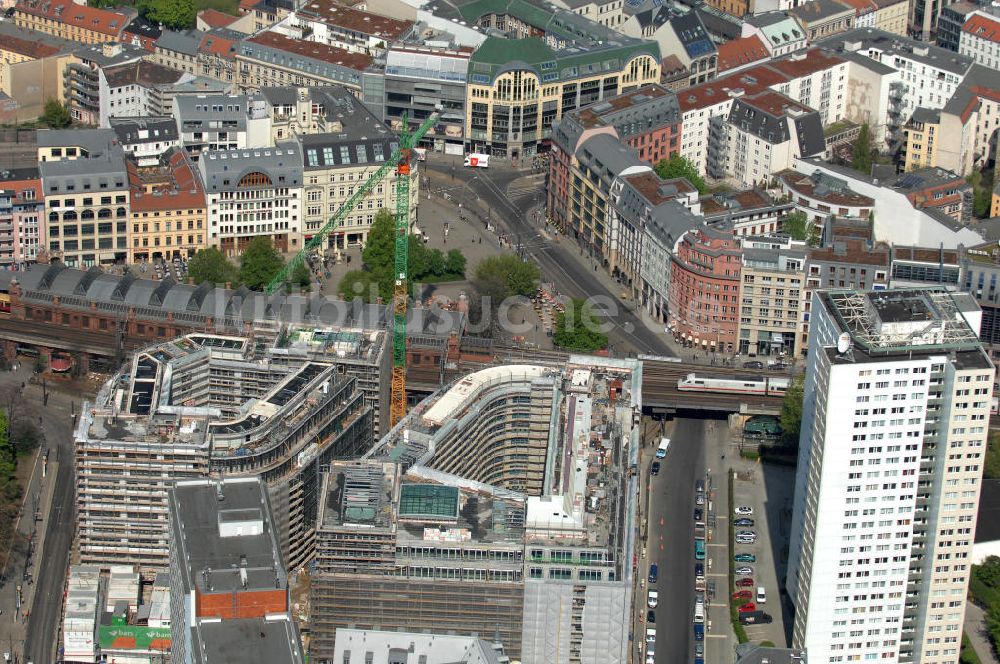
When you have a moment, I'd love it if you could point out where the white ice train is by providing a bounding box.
[677,372,790,397]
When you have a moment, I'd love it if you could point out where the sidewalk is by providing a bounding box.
[966,603,1000,664]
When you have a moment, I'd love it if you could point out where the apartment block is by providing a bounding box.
[38,131,130,268]
[787,288,993,663]
[0,168,42,269]
[168,477,305,664]
[0,23,75,122]
[668,225,742,352]
[64,43,148,126]
[172,93,271,160]
[236,31,373,94]
[706,90,825,188]
[198,142,303,256]
[788,0,856,40]
[937,2,979,51]
[126,148,207,262]
[110,116,181,167]
[288,86,416,252]
[902,107,942,171]
[274,0,414,55]
[313,358,643,664]
[621,10,717,88]
[77,330,377,570]
[778,168,874,231]
[739,236,807,357]
[742,14,808,57]
[13,0,132,44]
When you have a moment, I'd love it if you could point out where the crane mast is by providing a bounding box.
[265,112,439,428]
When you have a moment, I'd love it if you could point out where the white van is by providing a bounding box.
[656,437,671,458]
[694,598,705,623]
[645,627,656,643]
[464,153,490,168]
[757,586,767,604]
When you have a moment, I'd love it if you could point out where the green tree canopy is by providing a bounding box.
[41,99,71,128]
[473,254,540,300]
[781,211,822,246]
[290,260,312,291]
[238,237,284,291]
[654,155,707,194]
[851,123,873,175]
[141,0,196,29]
[187,247,238,286]
[553,299,608,352]
[342,209,466,302]
[779,375,805,446]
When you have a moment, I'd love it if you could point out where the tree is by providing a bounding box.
[970,169,995,219]
[851,123,873,175]
[474,254,540,300]
[779,375,805,446]
[290,260,311,291]
[238,237,284,292]
[553,298,608,352]
[445,249,467,277]
[337,269,381,303]
[782,211,809,241]
[188,247,238,286]
[141,0,196,29]
[654,155,707,194]
[361,209,396,271]
[41,100,71,129]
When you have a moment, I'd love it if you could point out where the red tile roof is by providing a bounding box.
[297,0,414,39]
[764,48,845,78]
[837,0,876,15]
[128,150,206,212]
[245,31,374,70]
[197,8,239,28]
[199,32,236,59]
[677,63,788,113]
[963,13,1000,44]
[717,35,770,73]
[15,0,129,37]
[0,32,60,58]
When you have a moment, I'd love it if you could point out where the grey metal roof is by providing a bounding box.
[173,94,251,125]
[735,644,807,664]
[789,0,854,23]
[39,145,128,195]
[575,133,649,183]
[670,11,717,59]
[37,128,118,153]
[818,27,973,75]
[192,615,304,664]
[109,117,179,145]
[943,63,1000,116]
[155,28,205,56]
[198,142,303,193]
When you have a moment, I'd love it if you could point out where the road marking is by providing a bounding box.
[707,573,727,578]
[706,634,728,639]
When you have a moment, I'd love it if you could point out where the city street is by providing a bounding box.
[641,417,733,664]
[423,157,675,357]
[0,367,81,664]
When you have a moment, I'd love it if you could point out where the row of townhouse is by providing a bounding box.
[27,86,414,269]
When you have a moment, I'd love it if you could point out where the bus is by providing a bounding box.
[694,538,706,560]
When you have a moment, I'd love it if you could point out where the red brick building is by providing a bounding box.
[667,225,742,352]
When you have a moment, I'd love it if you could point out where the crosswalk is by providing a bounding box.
[506,174,547,202]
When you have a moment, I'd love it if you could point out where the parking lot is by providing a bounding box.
[729,457,797,646]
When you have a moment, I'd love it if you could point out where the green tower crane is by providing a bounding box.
[266,113,439,427]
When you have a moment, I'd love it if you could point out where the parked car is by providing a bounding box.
[647,610,655,623]
[645,628,656,643]
[736,530,757,538]
[732,590,753,601]
[651,461,660,476]
[738,602,757,613]
[695,642,704,656]
[695,493,705,506]
[733,518,754,527]
[743,360,764,369]
[694,563,704,577]
[736,578,755,588]
[693,508,703,522]
[693,623,704,642]
[648,564,658,584]
[647,590,658,608]
[736,536,757,544]
[734,506,754,516]
[739,611,773,625]
[735,566,753,576]
[734,553,756,563]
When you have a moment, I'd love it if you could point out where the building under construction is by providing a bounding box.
[76,328,383,572]
[310,357,643,664]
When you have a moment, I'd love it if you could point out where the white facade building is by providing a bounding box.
[959,11,1000,70]
[787,288,994,664]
